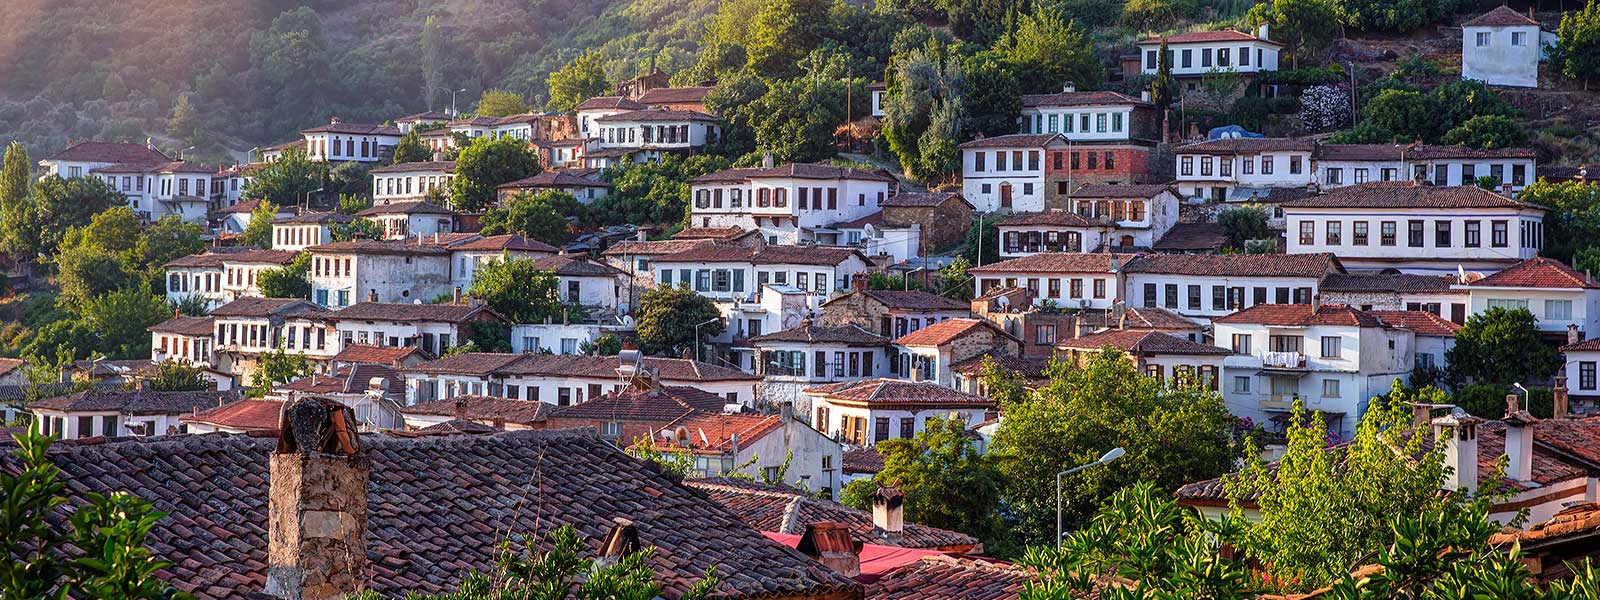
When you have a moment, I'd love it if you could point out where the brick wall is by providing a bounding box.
[883,200,973,253]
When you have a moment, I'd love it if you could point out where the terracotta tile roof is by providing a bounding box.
[405,353,759,382]
[1152,222,1229,251]
[1057,330,1232,355]
[827,211,884,230]
[149,316,216,337]
[949,354,1049,379]
[804,379,995,409]
[1072,183,1178,198]
[750,321,888,345]
[1175,137,1315,154]
[368,161,454,174]
[395,111,452,122]
[1464,5,1541,27]
[450,116,503,127]
[651,243,866,267]
[179,399,283,432]
[276,364,402,396]
[402,395,551,426]
[30,389,240,415]
[862,290,970,311]
[601,238,716,257]
[968,252,1137,274]
[1138,29,1281,45]
[0,358,24,378]
[328,302,500,324]
[672,227,751,240]
[412,232,481,247]
[208,298,325,319]
[879,192,972,209]
[843,447,884,475]
[751,163,896,182]
[1212,303,1386,327]
[212,198,281,215]
[355,200,455,216]
[92,160,214,175]
[332,344,427,365]
[1562,337,1600,352]
[1368,310,1463,337]
[636,86,712,105]
[1021,90,1149,108]
[997,210,1099,227]
[497,171,608,189]
[1123,252,1341,278]
[1310,142,1533,162]
[595,108,719,123]
[1118,306,1201,331]
[957,133,1062,149]
[46,141,170,164]
[1,429,860,599]
[651,412,784,455]
[1311,143,1406,161]
[893,318,1004,347]
[1282,183,1543,210]
[275,211,354,225]
[1529,415,1600,470]
[300,121,401,136]
[446,234,560,253]
[1320,273,1459,293]
[418,418,499,433]
[401,352,527,375]
[865,556,1036,599]
[685,478,980,550]
[686,167,768,184]
[307,239,451,256]
[549,385,731,421]
[1489,503,1600,552]
[1407,145,1537,159]
[1469,256,1600,289]
[528,254,625,277]
[164,249,296,269]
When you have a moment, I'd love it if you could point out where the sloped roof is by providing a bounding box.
[1464,5,1541,27]
[447,234,560,253]
[997,210,1099,227]
[1211,303,1386,327]
[394,111,452,122]
[1021,90,1149,108]
[1073,183,1178,198]
[178,399,282,432]
[862,290,970,311]
[601,238,717,257]
[748,322,888,345]
[333,344,427,365]
[865,556,1036,599]
[277,364,402,396]
[957,133,1062,149]
[1175,137,1315,154]
[402,395,551,426]
[497,171,609,189]
[1469,256,1600,289]
[843,447,884,475]
[148,316,216,337]
[595,108,719,123]
[1118,306,1202,331]
[574,96,649,111]
[1367,310,1463,337]
[300,121,401,135]
[328,302,500,324]
[1138,29,1281,45]
[0,430,860,599]
[1123,252,1341,278]
[968,252,1137,274]
[672,227,753,240]
[636,86,713,105]
[1057,329,1233,355]
[355,200,454,216]
[46,141,170,164]
[893,318,1006,347]
[685,477,981,551]
[1321,273,1459,293]
[307,240,450,256]
[879,192,971,209]
[1282,182,1543,210]
[368,161,455,174]
[405,353,759,382]
[275,211,355,225]
[547,385,730,421]
[528,254,625,277]
[1152,222,1229,252]
[803,378,995,409]
[650,412,785,455]
[30,389,239,415]
[208,298,325,319]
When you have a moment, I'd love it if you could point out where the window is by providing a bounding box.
[1070,278,1084,298]
[1143,283,1157,308]
[1164,284,1178,309]
[1320,336,1341,358]
[1201,157,1213,177]
[1230,333,1253,354]
[1093,279,1106,298]
[1486,298,1530,311]
[1299,221,1314,245]
[1181,49,1192,68]
[1261,156,1273,174]
[1220,158,1232,177]
[1546,299,1573,321]
[874,417,889,442]
[1146,49,1158,69]
[1476,31,1491,46]
[1034,325,1056,344]
[1232,376,1251,393]
[1212,286,1226,310]
[1289,156,1303,174]
[1096,114,1107,133]
[1218,47,1231,66]
[1354,168,1369,183]
[1322,378,1341,398]
[1466,221,1482,247]
[1326,221,1341,245]
[1242,156,1254,175]
[1187,284,1201,310]
[1512,31,1527,46]
[1353,221,1368,245]
[1201,48,1212,67]
[1432,221,1451,247]
[1180,156,1193,176]
[1408,220,1424,247]
[1583,362,1597,391]
[1325,168,1342,184]
[1492,220,1509,247]
[1380,221,1396,246]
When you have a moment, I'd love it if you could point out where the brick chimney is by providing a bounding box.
[796,522,861,577]
[1503,394,1538,482]
[1554,375,1570,420]
[1431,408,1481,494]
[596,517,641,569]
[266,397,369,600]
[1569,324,1581,347]
[871,484,905,533]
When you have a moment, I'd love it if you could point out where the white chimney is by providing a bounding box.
[1141,90,1152,102]
[1569,323,1581,347]
[870,485,904,533]
[1256,23,1270,40]
[1504,394,1537,482]
[1062,82,1077,93]
[1431,408,1480,493]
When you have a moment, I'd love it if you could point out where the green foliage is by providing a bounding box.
[170,294,210,317]
[480,191,580,246]
[636,285,723,356]
[1217,205,1270,250]
[626,437,697,477]
[1552,0,1600,86]
[1245,0,1338,68]
[994,10,1100,95]
[545,51,611,113]
[243,147,326,208]
[0,430,191,600]
[166,94,203,150]
[1525,179,1600,261]
[1452,383,1559,420]
[239,200,278,249]
[989,349,1237,546]
[338,193,372,215]
[962,52,1024,139]
[860,417,1004,542]
[391,130,432,165]
[0,142,31,263]
[1394,53,1443,79]
[54,244,132,310]
[249,347,314,398]
[464,321,512,353]
[257,252,311,299]
[866,272,926,292]
[592,155,732,226]
[1337,0,1460,32]
[148,360,210,392]
[978,354,1029,407]
[329,218,383,242]
[82,281,170,360]
[883,41,967,184]
[1151,39,1175,112]
[10,175,124,263]
[1445,307,1560,387]
[473,88,529,118]
[960,214,1000,266]
[938,255,975,301]
[1577,245,1600,276]
[1441,115,1529,149]
[1335,80,1516,145]
[740,50,864,163]
[1121,0,1195,31]
[467,258,568,324]
[1256,65,1348,86]
[132,216,206,271]
[580,334,624,356]
[450,135,541,212]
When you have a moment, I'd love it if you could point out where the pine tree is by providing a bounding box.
[421,16,442,110]
[166,94,202,150]
[0,142,35,264]
[1152,38,1175,143]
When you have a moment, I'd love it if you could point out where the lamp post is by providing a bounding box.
[433,87,468,117]
[1056,447,1126,548]
[692,317,721,363]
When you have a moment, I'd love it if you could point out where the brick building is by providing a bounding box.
[878,192,975,252]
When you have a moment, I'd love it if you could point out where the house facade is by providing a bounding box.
[1462,6,1544,88]
[402,353,760,407]
[997,184,1179,256]
[1460,256,1600,341]
[969,252,1135,311]
[306,241,453,308]
[300,119,402,163]
[688,163,895,244]
[370,161,455,204]
[959,133,1066,213]
[1122,253,1343,323]
[804,379,995,446]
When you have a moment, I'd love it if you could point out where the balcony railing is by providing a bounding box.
[1262,351,1305,369]
[1261,394,1300,411]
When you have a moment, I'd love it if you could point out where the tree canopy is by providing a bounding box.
[449,136,541,212]
[478,191,580,246]
[636,285,723,357]
[1445,306,1561,387]
[840,416,1004,543]
[467,258,569,324]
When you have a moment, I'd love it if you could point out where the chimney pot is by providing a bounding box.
[870,484,905,533]
[1504,397,1538,482]
[1568,324,1581,347]
[1554,376,1570,419]
[796,522,861,578]
[1430,409,1479,493]
[266,397,368,600]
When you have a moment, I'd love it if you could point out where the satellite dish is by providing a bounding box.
[619,315,636,328]
[996,295,1011,308]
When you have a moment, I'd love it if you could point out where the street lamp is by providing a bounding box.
[434,87,468,118]
[692,317,721,363]
[1056,446,1126,548]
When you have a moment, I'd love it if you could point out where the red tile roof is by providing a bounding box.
[30,389,240,415]
[1057,330,1232,355]
[803,378,995,409]
[1139,29,1281,45]
[879,192,972,209]
[1368,310,1463,337]
[1212,303,1387,327]
[686,477,981,551]
[46,141,171,164]
[843,447,884,475]
[300,121,400,135]
[1021,90,1149,108]
[405,353,759,381]
[574,96,648,111]
[1321,273,1459,293]
[1175,137,1315,154]
[1469,257,1600,289]
[498,171,608,189]
[368,161,455,174]
[968,252,1137,274]
[595,108,719,123]
[1152,222,1229,251]
[672,226,752,240]
[549,385,731,421]
[446,234,560,253]
[635,86,713,105]
[179,399,283,432]
[600,238,717,257]
[307,239,450,256]
[651,412,784,455]
[749,322,888,345]
[401,395,551,426]
[865,556,1036,599]
[1464,5,1541,27]
[1072,183,1179,198]
[148,316,215,337]
[1282,182,1543,210]
[209,298,325,319]
[957,133,1062,149]
[861,290,971,311]
[997,210,1099,227]
[893,318,1003,347]
[1118,306,1201,331]
[332,344,427,365]
[1123,252,1341,278]
[355,200,454,216]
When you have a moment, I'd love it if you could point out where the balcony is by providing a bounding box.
[1262,351,1305,370]
[1260,394,1300,411]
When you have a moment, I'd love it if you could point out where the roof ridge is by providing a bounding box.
[779,495,807,535]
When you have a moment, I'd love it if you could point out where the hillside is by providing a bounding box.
[0,0,718,162]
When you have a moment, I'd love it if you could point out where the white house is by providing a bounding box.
[1054,329,1232,388]
[445,234,561,292]
[688,163,895,244]
[402,352,760,407]
[651,243,873,303]
[748,320,891,411]
[892,318,1023,389]
[968,252,1133,311]
[997,184,1179,256]
[306,240,454,308]
[29,390,240,439]
[959,133,1066,213]
[273,212,354,251]
[1462,6,1545,88]
[1367,310,1461,373]
[1174,137,1315,201]
[509,322,630,355]
[39,140,171,180]
[1561,338,1600,412]
[1459,256,1600,341]
[496,171,611,204]
[162,249,298,309]
[208,297,330,385]
[650,408,842,486]
[219,250,300,301]
[1319,272,1470,324]
[1282,182,1546,275]
[1213,304,1416,438]
[575,96,649,138]
[394,111,452,134]
[214,199,295,235]
[867,82,887,117]
[300,118,402,163]
[149,316,215,367]
[803,379,994,447]
[326,302,507,359]
[1135,27,1281,96]
[522,254,630,315]
[1407,146,1539,194]
[354,200,455,240]
[370,161,455,204]
[593,108,721,159]
[92,160,215,222]
[1122,253,1344,322]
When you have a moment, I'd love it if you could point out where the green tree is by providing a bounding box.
[1445,306,1560,387]
[1121,0,1194,31]
[546,50,611,113]
[1523,179,1600,261]
[473,88,529,118]
[0,141,31,263]
[467,258,567,324]
[961,51,1023,139]
[740,51,862,163]
[239,200,278,249]
[249,347,313,398]
[1552,0,1600,88]
[257,252,311,299]
[579,334,624,356]
[844,416,1003,541]
[21,320,96,367]
[0,430,192,600]
[989,348,1236,546]
[26,175,123,259]
[243,147,326,207]
[1200,67,1245,110]
[148,360,209,392]
[133,215,205,271]
[938,255,975,300]
[1442,114,1530,149]
[1217,205,1270,249]
[591,155,733,226]
[450,135,540,212]
[978,354,1029,407]
[337,193,372,215]
[636,285,723,357]
[994,10,1100,95]
[390,130,431,165]
[1151,39,1175,141]
[82,281,170,360]
[420,15,442,111]
[883,41,966,184]
[1577,245,1600,276]
[479,190,577,246]
[166,94,203,150]
[54,244,132,310]
[1244,0,1338,68]
[329,218,383,242]
[71,206,141,256]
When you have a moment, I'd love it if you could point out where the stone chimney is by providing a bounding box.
[1554,375,1570,419]
[761,153,775,169]
[1503,394,1538,482]
[871,484,905,533]
[1568,324,1581,347]
[636,229,648,242]
[595,517,641,569]
[452,286,463,305]
[1431,408,1481,494]
[266,397,369,600]
[366,289,378,303]
[796,522,861,577]
[780,401,794,423]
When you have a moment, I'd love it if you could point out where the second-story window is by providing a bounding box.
[1408,220,1424,247]
[974,152,985,172]
[1289,156,1303,174]
[1200,157,1213,177]
[1028,150,1040,171]
[1261,156,1274,174]
[1436,221,1452,247]
[1326,221,1341,245]
[1180,156,1193,176]
[1492,220,1509,247]
[1381,221,1397,246]
[1299,221,1314,245]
